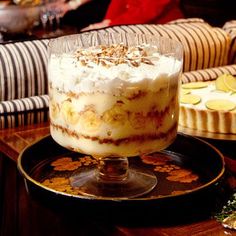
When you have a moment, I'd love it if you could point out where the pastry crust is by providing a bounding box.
[179,106,236,133]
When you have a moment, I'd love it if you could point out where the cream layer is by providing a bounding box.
[50,122,177,157]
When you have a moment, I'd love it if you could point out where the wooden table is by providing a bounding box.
[0,122,235,236]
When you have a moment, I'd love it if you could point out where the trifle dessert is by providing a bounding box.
[179,74,236,134]
[48,42,182,158]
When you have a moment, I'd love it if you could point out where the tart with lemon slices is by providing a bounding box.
[179,74,236,134]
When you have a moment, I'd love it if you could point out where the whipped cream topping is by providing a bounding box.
[48,44,182,95]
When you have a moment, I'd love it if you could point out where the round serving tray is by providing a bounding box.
[178,125,236,141]
[18,133,225,222]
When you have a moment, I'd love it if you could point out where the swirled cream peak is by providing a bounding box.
[48,43,182,94]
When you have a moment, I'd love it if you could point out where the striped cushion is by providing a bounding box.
[182,64,236,84]
[0,39,49,102]
[223,20,236,64]
[0,95,49,129]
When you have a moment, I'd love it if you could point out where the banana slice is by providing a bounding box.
[215,74,236,92]
[182,82,208,89]
[180,94,201,105]
[102,105,128,126]
[61,100,79,125]
[205,99,236,111]
[50,100,59,120]
[80,109,101,131]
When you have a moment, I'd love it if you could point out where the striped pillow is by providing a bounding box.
[182,64,236,84]
[0,39,49,102]
[223,20,236,64]
[0,95,49,129]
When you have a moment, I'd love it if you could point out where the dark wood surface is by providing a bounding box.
[0,122,236,236]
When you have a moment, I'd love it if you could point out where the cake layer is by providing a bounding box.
[50,123,178,157]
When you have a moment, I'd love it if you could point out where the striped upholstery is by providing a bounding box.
[0,95,49,129]
[0,39,49,101]
[182,64,236,84]
[0,39,49,128]
[0,20,233,128]
[223,20,236,64]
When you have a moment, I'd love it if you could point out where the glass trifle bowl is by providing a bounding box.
[48,32,183,199]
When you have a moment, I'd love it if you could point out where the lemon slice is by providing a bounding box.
[224,74,236,92]
[215,74,236,92]
[205,99,236,111]
[180,94,201,105]
[182,82,208,89]
[180,89,191,96]
[215,74,229,92]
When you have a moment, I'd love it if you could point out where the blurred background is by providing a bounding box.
[0,0,236,43]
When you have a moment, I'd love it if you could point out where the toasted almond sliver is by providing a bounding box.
[182,82,208,89]
[205,99,236,111]
[180,94,201,105]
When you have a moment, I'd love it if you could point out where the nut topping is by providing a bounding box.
[75,44,157,68]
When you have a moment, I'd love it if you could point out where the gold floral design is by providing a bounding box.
[141,153,199,184]
[166,169,199,183]
[141,153,171,165]
[51,155,97,171]
[41,177,79,194]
